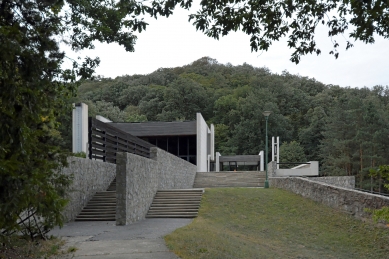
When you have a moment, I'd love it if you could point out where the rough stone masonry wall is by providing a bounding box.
[116,147,197,225]
[61,157,116,222]
[151,147,197,189]
[270,177,389,219]
[309,176,355,189]
[116,152,158,225]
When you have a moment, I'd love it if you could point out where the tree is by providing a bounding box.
[0,0,187,238]
[368,165,389,222]
[188,0,389,63]
[279,141,307,168]
[298,106,326,161]
[86,100,128,122]
[158,77,210,121]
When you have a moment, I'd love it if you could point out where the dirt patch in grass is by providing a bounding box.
[165,188,389,259]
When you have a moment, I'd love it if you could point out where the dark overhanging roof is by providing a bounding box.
[219,155,261,163]
[108,121,197,137]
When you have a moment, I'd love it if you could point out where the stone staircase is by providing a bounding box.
[193,171,265,188]
[75,178,116,221]
[146,189,203,218]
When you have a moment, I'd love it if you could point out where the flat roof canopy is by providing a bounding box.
[109,121,197,137]
[219,155,260,163]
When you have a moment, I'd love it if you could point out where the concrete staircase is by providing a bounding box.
[75,179,116,221]
[193,171,265,188]
[146,189,203,218]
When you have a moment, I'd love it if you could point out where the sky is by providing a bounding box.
[66,5,389,88]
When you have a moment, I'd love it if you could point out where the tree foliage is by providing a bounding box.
[280,141,307,165]
[368,165,389,222]
[0,0,187,238]
[188,0,389,63]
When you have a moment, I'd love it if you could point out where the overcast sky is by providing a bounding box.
[67,5,389,88]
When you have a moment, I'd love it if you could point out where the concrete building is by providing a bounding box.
[73,103,264,172]
[103,113,215,172]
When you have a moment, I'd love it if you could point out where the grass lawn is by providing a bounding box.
[165,188,389,259]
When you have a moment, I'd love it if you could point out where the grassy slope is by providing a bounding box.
[165,188,389,259]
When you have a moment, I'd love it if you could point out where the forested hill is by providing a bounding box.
[69,56,389,191]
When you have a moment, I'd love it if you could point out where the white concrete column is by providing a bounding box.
[196,113,209,172]
[310,161,319,175]
[72,103,88,153]
[210,124,215,161]
[272,136,280,169]
[215,152,221,172]
[259,151,264,171]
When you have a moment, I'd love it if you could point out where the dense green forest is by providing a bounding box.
[62,57,389,192]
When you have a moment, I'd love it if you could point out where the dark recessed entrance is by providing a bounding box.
[141,136,197,165]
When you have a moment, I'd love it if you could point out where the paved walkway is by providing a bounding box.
[49,219,192,259]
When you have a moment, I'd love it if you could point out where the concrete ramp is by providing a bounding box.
[193,171,265,188]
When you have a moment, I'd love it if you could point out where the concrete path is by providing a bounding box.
[49,219,192,258]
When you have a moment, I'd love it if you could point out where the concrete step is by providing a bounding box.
[107,179,116,191]
[146,189,203,219]
[93,193,116,196]
[81,208,116,212]
[146,214,197,218]
[148,209,199,213]
[93,194,116,197]
[147,212,198,216]
[84,205,116,209]
[151,201,201,205]
[75,217,115,221]
[78,214,115,218]
[77,214,115,219]
[89,199,115,201]
[85,202,116,206]
[193,184,263,188]
[157,189,204,192]
[193,172,265,188]
[150,204,199,208]
[76,178,117,222]
[153,197,202,201]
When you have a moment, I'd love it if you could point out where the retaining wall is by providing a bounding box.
[116,147,197,225]
[270,177,389,219]
[61,157,116,222]
[309,176,355,189]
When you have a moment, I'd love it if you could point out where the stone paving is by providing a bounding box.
[49,219,192,258]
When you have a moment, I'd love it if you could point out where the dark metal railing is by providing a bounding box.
[88,117,154,163]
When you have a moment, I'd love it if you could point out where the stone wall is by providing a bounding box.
[309,176,355,189]
[116,152,158,225]
[116,147,197,225]
[151,147,197,189]
[61,157,116,222]
[270,177,389,219]
[268,161,277,177]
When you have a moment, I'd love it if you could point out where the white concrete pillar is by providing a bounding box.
[72,103,88,153]
[215,152,221,172]
[210,124,215,161]
[196,113,209,172]
[259,150,264,171]
[272,136,280,169]
[310,161,319,175]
